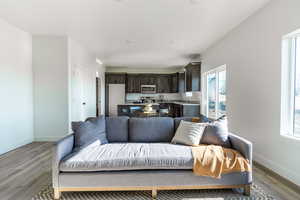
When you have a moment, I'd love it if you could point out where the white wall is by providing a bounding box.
[201,0,300,185]
[33,36,69,141]
[33,37,103,140]
[97,63,106,115]
[0,19,33,154]
[69,39,106,121]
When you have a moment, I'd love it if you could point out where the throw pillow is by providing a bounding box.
[200,116,231,148]
[171,120,207,146]
[72,115,108,150]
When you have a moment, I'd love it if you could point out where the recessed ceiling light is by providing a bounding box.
[96,58,103,65]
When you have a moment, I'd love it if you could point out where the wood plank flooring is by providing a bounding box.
[0,142,299,200]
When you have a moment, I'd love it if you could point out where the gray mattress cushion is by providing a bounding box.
[106,116,129,142]
[59,143,193,172]
[129,117,174,142]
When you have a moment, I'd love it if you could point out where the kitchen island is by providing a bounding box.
[117,101,200,118]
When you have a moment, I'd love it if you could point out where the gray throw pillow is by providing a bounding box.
[171,121,207,146]
[200,117,231,148]
[72,116,108,150]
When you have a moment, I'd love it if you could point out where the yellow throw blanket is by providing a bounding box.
[192,145,251,179]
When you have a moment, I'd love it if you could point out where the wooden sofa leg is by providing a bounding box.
[244,184,251,196]
[152,189,157,199]
[54,188,61,199]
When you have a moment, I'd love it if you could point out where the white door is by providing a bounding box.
[71,67,85,121]
[71,66,96,121]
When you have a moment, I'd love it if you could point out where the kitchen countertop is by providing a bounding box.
[118,103,160,106]
[118,101,200,106]
[172,101,200,106]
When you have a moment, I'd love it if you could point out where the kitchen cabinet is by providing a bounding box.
[156,74,172,93]
[126,74,141,93]
[182,104,200,117]
[105,73,126,84]
[178,72,185,93]
[171,73,179,93]
[107,69,200,94]
[172,103,200,117]
[185,62,201,92]
[172,104,183,118]
[118,104,160,117]
[140,74,157,85]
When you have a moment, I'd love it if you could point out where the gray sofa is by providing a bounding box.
[53,117,252,199]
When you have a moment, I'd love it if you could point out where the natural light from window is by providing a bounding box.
[202,65,226,119]
[294,36,300,137]
[281,29,300,138]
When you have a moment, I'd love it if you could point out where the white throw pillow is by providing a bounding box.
[171,120,207,146]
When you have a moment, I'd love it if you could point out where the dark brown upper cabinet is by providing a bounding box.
[178,72,185,93]
[140,74,157,85]
[156,74,172,93]
[185,62,201,92]
[105,73,126,84]
[171,73,179,93]
[126,74,141,93]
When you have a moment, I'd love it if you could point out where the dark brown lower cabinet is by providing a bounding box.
[118,105,160,117]
[173,104,200,117]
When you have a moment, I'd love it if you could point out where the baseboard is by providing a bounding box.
[34,136,63,142]
[254,160,300,195]
[254,153,300,191]
[0,138,33,155]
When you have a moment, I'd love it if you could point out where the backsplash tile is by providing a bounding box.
[126,92,201,103]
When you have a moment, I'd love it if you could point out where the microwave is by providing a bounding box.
[141,85,156,94]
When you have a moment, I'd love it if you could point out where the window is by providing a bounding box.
[202,65,226,119]
[281,29,300,138]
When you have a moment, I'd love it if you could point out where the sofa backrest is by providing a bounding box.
[174,116,211,131]
[106,116,129,142]
[105,116,212,143]
[128,117,174,142]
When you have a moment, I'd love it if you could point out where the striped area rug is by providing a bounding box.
[33,184,275,200]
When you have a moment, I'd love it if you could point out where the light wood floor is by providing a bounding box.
[0,142,299,200]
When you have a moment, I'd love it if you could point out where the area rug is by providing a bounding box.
[33,184,275,200]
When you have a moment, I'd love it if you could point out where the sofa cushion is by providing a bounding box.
[171,121,207,146]
[59,143,193,172]
[72,116,108,151]
[201,117,231,148]
[106,116,129,142]
[129,117,174,142]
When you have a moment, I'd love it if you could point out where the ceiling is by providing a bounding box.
[0,0,271,68]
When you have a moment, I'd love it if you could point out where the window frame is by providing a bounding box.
[201,65,226,119]
[281,30,300,139]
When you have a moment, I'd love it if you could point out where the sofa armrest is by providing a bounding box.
[52,134,74,188]
[229,133,252,165]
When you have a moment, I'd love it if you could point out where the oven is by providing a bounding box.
[141,85,156,94]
